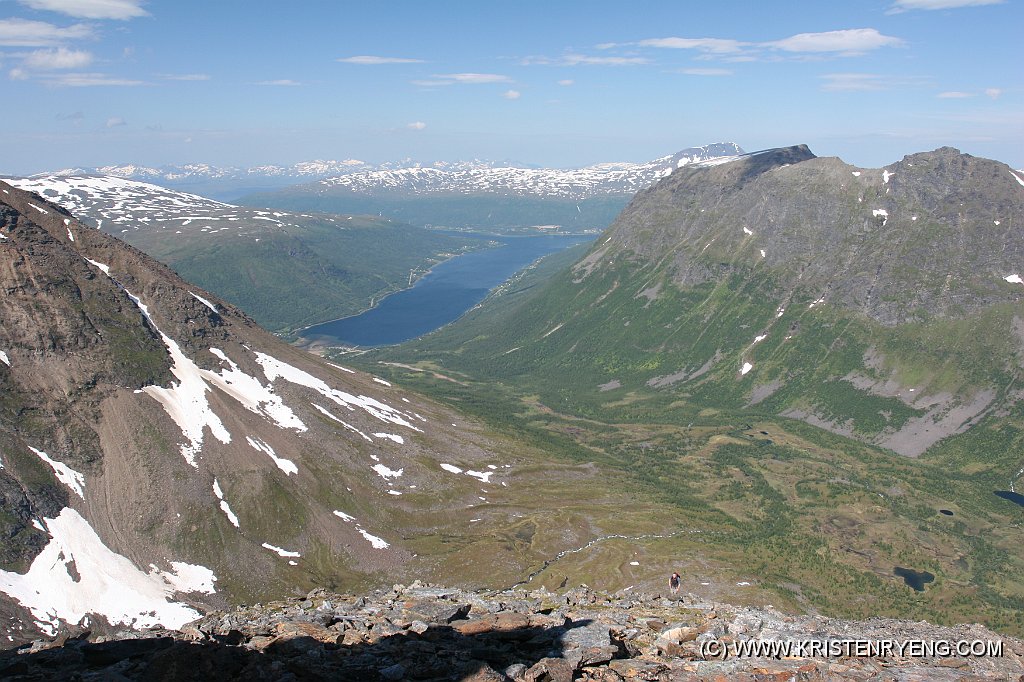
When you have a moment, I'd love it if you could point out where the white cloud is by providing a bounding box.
[820,73,887,92]
[564,53,648,66]
[557,79,574,86]
[407,121,426,130]
[161,73,210,81]
[679,67,733,76]
[23,47,92,70]
[937,91,973,98]
[49,72,143,86]
[105,116,125,127]
[337,55,424,64]
[503,89,521,99]
[638,37,745,54]
[19,0,148,20]
[0,18,93,46]
[522,54,648,66]
[9,67,29,80]
[985,87,1002,99]
[255,79,301,86]
[435,72,511,84]
[889,0,1002,11]
[768,28,904,54]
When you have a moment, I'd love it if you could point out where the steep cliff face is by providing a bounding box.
[602,146,1024,326]
[0,182,635,646]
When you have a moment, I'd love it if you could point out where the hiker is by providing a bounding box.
[669,572,681,595]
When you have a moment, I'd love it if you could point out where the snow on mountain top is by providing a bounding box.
[3,174,310,235]
[17,144,744,200]
[313,144,745,200]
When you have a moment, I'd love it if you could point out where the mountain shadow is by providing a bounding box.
[0,618,613,681]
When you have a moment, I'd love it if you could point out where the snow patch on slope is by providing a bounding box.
[212,479,240,527]
[190,292,218,313]
[28,447,84,499]
[245,436,298,476]
[255,352,423,433]
[0,508,215,636]
[261,543,300,558]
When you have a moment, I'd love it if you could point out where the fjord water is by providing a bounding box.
[302,233,592,347]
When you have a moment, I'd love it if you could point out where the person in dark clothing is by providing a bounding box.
[669,572,681,595]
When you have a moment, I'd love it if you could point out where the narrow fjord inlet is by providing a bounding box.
[301,233,592,347]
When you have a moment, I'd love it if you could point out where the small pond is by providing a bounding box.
[894,567,935,592]
[994,490,1024,508]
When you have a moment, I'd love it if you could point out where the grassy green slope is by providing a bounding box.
[335,245,1024,635]
[125,216,480,334]
[240,192,629,232]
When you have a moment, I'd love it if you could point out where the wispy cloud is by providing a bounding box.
[436,72,511,84]
[607,28,904,64]
[255,79,301,86]
[23,47,92,70]
[636,37,745,54]
[407,121,426,130]
[160,73,211,81]
[678,67,733,76]
[767,28,904,54]
[105,116,126,127]
[0,18,93,47]
[415,72,512,87]
[337,55,424,65]
[19,0,148,20]
[820,72,926,92]
[48,72,144,86]
[503,89,521,99]
[557,79,574,86]
[567,53,648,66]
[522,53,648,66]
[888,0,1003,12]
[936,87,1004,99]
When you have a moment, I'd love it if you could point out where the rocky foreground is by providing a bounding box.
[1,583,1022,681]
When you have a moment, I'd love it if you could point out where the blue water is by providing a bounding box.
[995,490,1024,508]
[894,566,935,592]
[301,233,592,347]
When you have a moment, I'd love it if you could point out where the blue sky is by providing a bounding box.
[0,0,1020,174]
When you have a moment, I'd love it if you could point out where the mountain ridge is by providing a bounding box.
[36,143,744,198]
[351,145,1024,636]
[237,143,745,230]
[0,182,651,645]
[1,174,480,332]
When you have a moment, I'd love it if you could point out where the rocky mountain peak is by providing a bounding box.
[600,144,1024,326]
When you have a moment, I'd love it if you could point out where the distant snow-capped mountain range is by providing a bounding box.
[309,143,745,200]
[36,143,744,202]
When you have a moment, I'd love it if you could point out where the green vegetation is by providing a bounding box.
[125,215,482,334]
[330,244,1024,635]
[239,192,629,233]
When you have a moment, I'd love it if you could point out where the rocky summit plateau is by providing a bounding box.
[2,583,1021,681]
